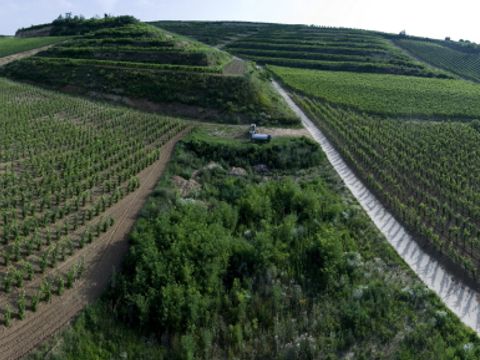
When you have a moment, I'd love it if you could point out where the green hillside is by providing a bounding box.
[395,39,480,82]
[152,21,265,46]
[155,21,451,78]
[2,17,297,126]
[270,66,480,119]
[28,129,480,359]
[0,36,68,57]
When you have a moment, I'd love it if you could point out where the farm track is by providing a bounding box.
[0,45,54,67]
[0,128,191,360]
[222,57,247,76]
[272,79,480,335]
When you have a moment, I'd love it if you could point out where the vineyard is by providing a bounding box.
[395,39,480,82]
[152,21,264,46]
[5,14,480,359]
[0,37,67,58]
[292,94,480,280]
[2,18,297,126]
[223,25,449,77]
[0,77,187,331]
[270,65,480,119]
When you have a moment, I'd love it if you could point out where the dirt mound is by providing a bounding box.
[172,175,201,197]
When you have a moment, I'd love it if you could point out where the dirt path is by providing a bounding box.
[0,128,190,360]
[272,79,480,335]
[222,57,248,76]
[0,45,53,67]
[216,32,256,50]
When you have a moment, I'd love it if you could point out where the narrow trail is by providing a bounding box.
[222,57,247,76]
[272,80,480,335]
[0,128,190,360]
[0,45,53,67]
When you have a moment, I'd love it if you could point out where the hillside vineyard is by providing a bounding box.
[0,77,186,324]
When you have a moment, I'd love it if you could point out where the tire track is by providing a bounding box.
[0,45,54,67]
[0,128,191,360]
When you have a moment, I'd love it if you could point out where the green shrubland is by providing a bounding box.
[29,130,480,359]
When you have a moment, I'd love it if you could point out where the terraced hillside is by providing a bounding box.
[2,17,297,126]
[152,21,264,47]
[395,39,480,82]
[155,21,451,77]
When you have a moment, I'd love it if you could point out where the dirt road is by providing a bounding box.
[222,57,248,76]
[272,79,480,335]
[0,45,53,67]
[0,128,190,360]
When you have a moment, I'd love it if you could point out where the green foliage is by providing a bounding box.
[396,39,480,82]
[153,21,264,46]
[28,133,480,359]
[155,21,446,77]
[182,132,322,169]
[16,15,139,37]
[29,133,477,359]
[296,95,480,280]
[219,24,448,77]
[3,21,296,126]
[272,65,480,119]
[0,37,68,58]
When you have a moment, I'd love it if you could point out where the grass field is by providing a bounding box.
[0,37,67,58]
[271,65,480,119]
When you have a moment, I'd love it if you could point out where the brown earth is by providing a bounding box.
[0,128,191,360]
[0,45,53,67]
[223,57,248,76]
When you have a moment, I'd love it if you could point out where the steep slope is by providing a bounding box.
[3,17,298,126]
[395,38,480,82]
[153,21,451,78]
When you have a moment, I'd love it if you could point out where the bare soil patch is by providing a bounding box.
[223,57,247,76]
[0,45,53,67]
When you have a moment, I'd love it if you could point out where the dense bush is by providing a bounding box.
[101,134,480,359]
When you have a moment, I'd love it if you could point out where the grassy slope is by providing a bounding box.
[270,65,480,119]
[0,37,68,57]
[28,129,480,360]
[2,20,297,126]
